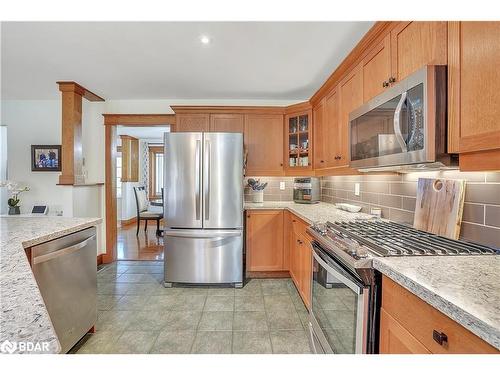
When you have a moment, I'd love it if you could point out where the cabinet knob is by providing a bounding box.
[280,163,283,167]
[247,215,250,218]
[382,81,389,88]
[432,330,448,346]
[320,160,324,163]
[388,77,396,84]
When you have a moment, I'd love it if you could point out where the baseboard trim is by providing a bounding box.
[246,271,290,279]
[97,254,103,266]
[121,217,137,226]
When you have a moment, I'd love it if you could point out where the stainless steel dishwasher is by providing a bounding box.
[31,227,97,353]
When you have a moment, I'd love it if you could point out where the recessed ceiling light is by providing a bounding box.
[200,35,210,45]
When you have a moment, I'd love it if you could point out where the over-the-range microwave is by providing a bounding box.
[348,65,458,172]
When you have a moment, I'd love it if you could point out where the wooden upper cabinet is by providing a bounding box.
[285,110,312,172]
[458,22,500,154]
[390,21,447,83]
[324,87,341,168]
[338,64,363,167]
[312,99,326,169]
[209,114,244,133]
[246,210,284,271]
[120,135,139,182]
[362,33,392,102]
[175,113,209,132]
[244,114,284,176]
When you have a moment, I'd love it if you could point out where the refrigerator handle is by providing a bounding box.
[204,139,210,221]
[195,139,201,221]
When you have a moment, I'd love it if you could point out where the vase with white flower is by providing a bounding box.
[1,181,30,215]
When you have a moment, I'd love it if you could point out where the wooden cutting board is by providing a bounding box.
[413,178,466,239]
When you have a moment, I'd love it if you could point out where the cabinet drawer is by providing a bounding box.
[381,276,497,354]
[290,213,309,236]
[380,308,431,354]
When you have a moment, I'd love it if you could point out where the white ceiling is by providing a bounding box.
[1,22,374,101]
[117,126,170,141]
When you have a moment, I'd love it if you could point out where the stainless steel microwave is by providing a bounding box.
[348,66,458,171]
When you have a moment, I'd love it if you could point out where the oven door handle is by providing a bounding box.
[312,250,362,294]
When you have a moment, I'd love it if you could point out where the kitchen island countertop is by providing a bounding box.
[0,216,101,354]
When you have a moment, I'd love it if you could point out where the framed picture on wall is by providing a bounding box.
[31,145,62,171]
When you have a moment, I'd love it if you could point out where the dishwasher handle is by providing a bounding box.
[33,235,96,265]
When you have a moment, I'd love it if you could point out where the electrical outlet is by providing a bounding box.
[279,181,286,190]
[354,183,360,196]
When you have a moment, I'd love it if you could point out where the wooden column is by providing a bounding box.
[103,125,117,264]
[57,81,104,185]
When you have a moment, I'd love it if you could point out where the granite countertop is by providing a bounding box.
[373,256,500,350]
[244,201,374,223]
[0,216,101,354]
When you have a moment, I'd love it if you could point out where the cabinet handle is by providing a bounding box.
[432,330,448,346]
[382,81,389,88]
[388,77,396,84]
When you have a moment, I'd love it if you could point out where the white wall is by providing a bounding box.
[0,125,7,214]
[72,185,104,254]
[1,100,74,215]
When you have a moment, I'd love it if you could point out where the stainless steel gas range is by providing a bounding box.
[306,220,498,354]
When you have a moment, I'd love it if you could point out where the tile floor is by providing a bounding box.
[71,260,312,354]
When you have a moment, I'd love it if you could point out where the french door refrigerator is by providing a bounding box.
[163,132,243,287]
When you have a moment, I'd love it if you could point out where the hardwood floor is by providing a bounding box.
[117,222,164,260]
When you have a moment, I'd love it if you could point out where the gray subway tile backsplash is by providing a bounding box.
[244,173,500,248]
[244,177,294,202]
[320,171,500,248]
[485,205,500,228]
[462,203,485,225]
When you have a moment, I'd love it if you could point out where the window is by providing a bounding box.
[149,146,164,199]
[154,153,163,197]
[116,154,122,198]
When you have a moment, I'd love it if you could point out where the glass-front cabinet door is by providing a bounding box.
[285,110,312,173]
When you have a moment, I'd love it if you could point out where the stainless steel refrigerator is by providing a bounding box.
[163,132,243,287]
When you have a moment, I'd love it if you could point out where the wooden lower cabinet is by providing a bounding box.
[380,276,498,354]
[380,308,431,354]
[245,209,312,309]
[245,210,284,271]
[289,214,312,309]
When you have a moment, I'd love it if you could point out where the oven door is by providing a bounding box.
[309,244,369,354]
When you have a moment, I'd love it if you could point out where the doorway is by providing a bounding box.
[103,114,176,263]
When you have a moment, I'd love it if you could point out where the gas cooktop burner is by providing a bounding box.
[325,220,499,257]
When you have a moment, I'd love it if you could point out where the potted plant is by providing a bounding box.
[247,178,268,203]
[0,181,30,215]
